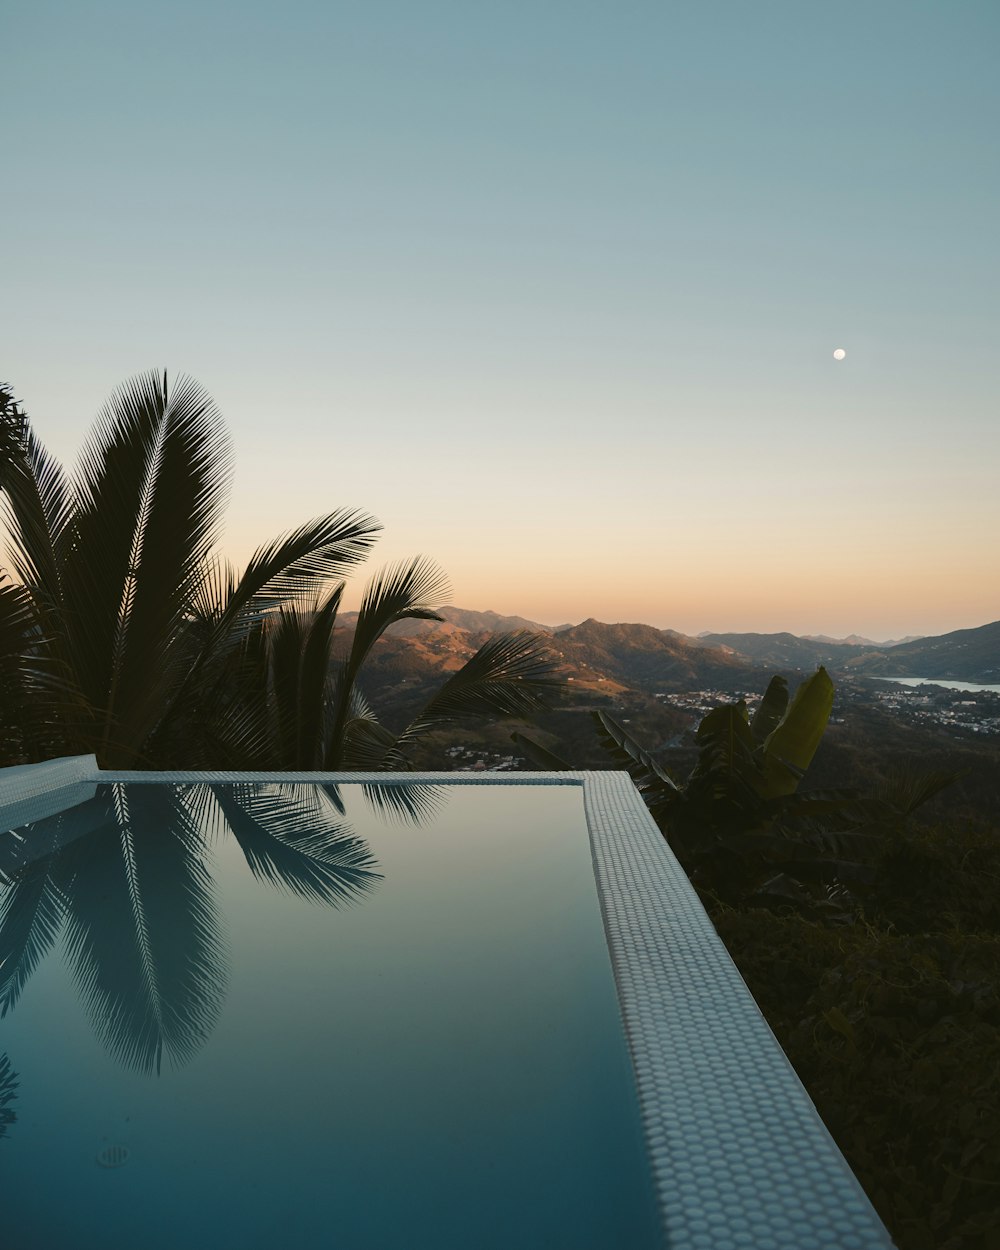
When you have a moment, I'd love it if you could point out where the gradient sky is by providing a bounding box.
[4,0,997,639]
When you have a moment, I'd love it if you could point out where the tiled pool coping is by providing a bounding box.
[1,758,894,1249]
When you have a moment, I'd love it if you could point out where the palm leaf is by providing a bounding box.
[0,1050,18,1139]
[325,557,448,766]
[212,784,382,906]
[341,716,409,770]
[0,578,42,667]
[0,854,68,1016]
[162,513,379,755]
[59,371,234,763]
[592,709,680,815]
[0,419,74,614]
[0,382,27,484]
[221,510,380,625]
[875,767,964,816]
[0,579,60,760]
[509,730,574,771]
[152,618,273,769]
[361,782,447,825]
[62,783,227,1074]
[263,585,343,768]
[391,632,560,759]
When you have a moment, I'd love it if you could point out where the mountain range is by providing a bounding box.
[344,608,1000,687]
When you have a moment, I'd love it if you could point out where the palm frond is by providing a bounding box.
[316,783,347,817]
[263,585,343,768]
[224,510,381,622]
[592,709,681,815]
[0,382,27,484]
[62,783,227,1074]
[0,579,57,758]
[213,784,382,906]
[148,615,272,769]
[0,857,68,1016]
[188,554,237,626]
[875,767,965,816]
[263,603,310,767]
[341,717,409,770]
[0,578,41,659]
[393,632,561,756]
[59,371,234,762]
[162,514,380,753]
[509,730,573,771]
[324,556,449,766]
[60,370,172,714]
[0,1050,18,1139]
[356,556,449,632]
[0,419,74,612]
[361,782,448,825]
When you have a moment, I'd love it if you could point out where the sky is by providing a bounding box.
[3,0,998,640]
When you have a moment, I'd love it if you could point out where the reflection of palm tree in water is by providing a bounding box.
[0,782,436,1074]
[0,1052,17,1140]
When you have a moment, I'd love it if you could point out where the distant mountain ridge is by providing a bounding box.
[847,620,1000,683]
[549,618,752,689]
[338,606,553,638]
[698,631,871,670]
[344,607,1000,688]
[697,623,998,682]
[802,633,923,648]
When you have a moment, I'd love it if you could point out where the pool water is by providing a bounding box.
[0,781,661,1249]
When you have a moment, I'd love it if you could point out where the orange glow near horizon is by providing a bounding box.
[218,505,998,643]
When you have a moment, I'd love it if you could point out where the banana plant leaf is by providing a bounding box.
[750,675,788,744]
[758,667,835,798]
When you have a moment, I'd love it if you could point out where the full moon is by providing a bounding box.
[833,348,847,361]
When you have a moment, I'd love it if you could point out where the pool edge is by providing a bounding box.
[1,760,895,1249]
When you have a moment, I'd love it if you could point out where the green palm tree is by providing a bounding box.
[0,371,559,768]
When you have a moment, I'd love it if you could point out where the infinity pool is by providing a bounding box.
[0,779,661,1250]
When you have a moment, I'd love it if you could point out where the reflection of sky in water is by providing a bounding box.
[0,782,660,1250]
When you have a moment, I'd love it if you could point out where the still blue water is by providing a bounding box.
[887,677,1000,695]
[0,781,661,1249]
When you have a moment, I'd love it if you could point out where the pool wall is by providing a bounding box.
[1,759,894,1249]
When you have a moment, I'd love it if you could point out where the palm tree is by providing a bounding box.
[252,560,562,769]
[0,370,559,768]
[0,779,387,1073]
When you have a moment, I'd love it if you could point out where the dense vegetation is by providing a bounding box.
[624,708,999,1250]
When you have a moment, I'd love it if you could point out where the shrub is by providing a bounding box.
[714,909,1000,1250]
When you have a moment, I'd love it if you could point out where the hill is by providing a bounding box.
[850,620,1000,683]
[699,622,999,683]
[699,631,872,670]
[338,605,552,639]
[546,619,755,689]
[802,633,923,647]
[341,609,1000,713]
